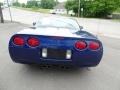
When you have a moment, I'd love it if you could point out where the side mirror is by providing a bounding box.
[79,26,83,30]
[30,22,36,29]
[33,22,36,26]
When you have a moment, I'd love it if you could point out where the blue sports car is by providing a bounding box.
[9,17,103,67]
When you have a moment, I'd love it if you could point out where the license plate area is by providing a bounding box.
[41,48,72,60]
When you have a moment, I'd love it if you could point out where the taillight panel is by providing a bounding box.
[89,41,100,50]
[12,35,101,51]
[27,37,40,47]
[75,40,101,51]
[13,36,25,46]
[12,36,40,47]
[75,41,87,50]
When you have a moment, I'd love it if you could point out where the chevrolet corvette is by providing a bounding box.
[9,17,103,67]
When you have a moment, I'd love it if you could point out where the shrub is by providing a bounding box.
[65,0,120,18]
[12,2,21,7]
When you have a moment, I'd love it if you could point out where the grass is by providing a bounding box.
[111,19,120,22]
[13,6,51,14]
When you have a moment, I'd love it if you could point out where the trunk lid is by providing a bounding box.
[17,27,82,38]
[17,27,96,39]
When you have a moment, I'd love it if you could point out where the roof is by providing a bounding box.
[54,3,66,9]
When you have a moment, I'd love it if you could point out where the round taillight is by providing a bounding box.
[27,37,40,47]
[13,36,25,46]
[89,41,100,50]
[75,41,87,50]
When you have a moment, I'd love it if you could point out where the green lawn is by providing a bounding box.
[13,6,51,14]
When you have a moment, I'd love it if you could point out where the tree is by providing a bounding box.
[55,0,59,5]
[65,0,74,14]
[41,0,56,9]
[21,3,26,7]
[0,2,3,6]
[65,0,79,16]
[12,0,21,7]
[84,0,120,18]
[65,0,120,18]
[26,0,38,8]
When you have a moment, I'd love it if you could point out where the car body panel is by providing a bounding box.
[9,17,103,67]
[9,31,103,67]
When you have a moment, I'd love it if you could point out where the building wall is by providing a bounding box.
[54,9,67,14]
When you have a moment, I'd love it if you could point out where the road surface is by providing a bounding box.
[0,22,120,90]
[3,8,120,39]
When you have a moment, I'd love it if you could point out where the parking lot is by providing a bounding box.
[0,22,120,90]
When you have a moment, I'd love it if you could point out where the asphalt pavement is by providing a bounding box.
[0,22,120,90]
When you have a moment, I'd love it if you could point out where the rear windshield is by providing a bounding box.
[35,18,80,30]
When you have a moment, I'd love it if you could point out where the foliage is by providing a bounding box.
[115,8,120,13]
[41,0,56,9]
[65,0,79,15]
[55,0,59,5]
[21,3,26,8]
[22,0,57,9]
[0,2,3,6]
[12,1,21,7]
[26,0,39,8]
[84,0,120,18]
[65,0,120,18]
[65,0,74,13]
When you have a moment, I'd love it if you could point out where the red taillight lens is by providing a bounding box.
[27,37,40,47]
[13,36,25,46]
[89,41,100,50]
[75,41,87,50]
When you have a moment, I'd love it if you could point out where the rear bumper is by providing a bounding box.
[12,58,99,67]
[9,47,103,67]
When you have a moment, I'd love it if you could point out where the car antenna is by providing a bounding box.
[76,19,83,31]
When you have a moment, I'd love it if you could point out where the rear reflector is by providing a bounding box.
[66,50,72,59]
[89,41,100,50]
[75,41,87,50]
[42,48,47,58]
[13,36,25,46]
[27,37,40,47]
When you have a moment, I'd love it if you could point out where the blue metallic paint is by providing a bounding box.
[9,31,103,67]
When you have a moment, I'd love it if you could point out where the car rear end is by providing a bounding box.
[9,34,103,67]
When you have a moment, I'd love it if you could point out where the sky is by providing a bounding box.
[0,0,67,3]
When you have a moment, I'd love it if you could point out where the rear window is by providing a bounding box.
[35,17,80,30]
